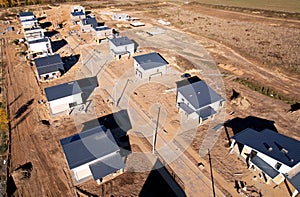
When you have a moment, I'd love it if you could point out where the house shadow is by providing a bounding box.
[132,39,139,52]
[36,16,47,22]
[37,16,46,21]
[40,21,52,29]
[76,76,98,103]
[62,54,80,73]
[139,159,186,197]
[224,116,278,146]
[44,30,59,38]
[12,109,32,130]
[98,22,105,26]
[289,102,300,112]
[14,98,34,119]
[51,39,67,53]
[6,175,17,196]
[82,110,132,153]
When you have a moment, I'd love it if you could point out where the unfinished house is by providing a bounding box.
[34,54,64,81]
[109,36,135,59]
[112,13,130,21]
[24,27,44,41]
[60,125,125,184]
[231,128,300,197]
[93,26,112,44]
[133,52,168,80]
[44,81,83,115]
[176,76,225,124]
[28,37,52,58]
[19,12,38,28]
[70,6,86,23]
[130,21,145,27]
[79,16,98,32]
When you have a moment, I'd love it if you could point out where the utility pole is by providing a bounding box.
[208,149,216,197]
[152,107,161,154]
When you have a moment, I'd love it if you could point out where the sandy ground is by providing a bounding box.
[1,1,299,196]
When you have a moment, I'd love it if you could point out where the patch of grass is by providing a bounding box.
[191,0,300,13]
[234,77,298,104]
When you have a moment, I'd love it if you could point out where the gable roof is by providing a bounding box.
[45,81,82,101]
[28,37,49,45]
[285,171,300,192]
[110,36,134,47]
[89,153,125,180]
[71,11,85,16]
[82,17,97,27]
[19,12,34,17]
[94,26,110,31]
[251,156,280,178]
[60,126,120,169]
[133,52,168,70]
[34,54,64,76]
[176,76,224,110]
[232,128,300,167]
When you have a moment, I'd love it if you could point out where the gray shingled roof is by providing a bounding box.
[44,81,82,101]
[71,11,85,16]
[34,54,64,76]
[89,153,125,180]
[60,126,120,169]
[232,128,300,167]
[82,17,97,27]
[196,106,217,119]
[285,171,300,192]
[28,37,49,45]
[19,12,34,17]
[110,36,134,47]
[251,156,279,178]
[177,76,224,110]
[95,26,110,31]
[133,52,168,70]
[178,102,194,114]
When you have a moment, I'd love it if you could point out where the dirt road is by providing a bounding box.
[2,1,300,196]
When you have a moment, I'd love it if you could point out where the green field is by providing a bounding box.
[191,0,300,13]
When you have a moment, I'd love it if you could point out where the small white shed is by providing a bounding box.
[112,13,130,21]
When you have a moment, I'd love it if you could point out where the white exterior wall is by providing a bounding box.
[48,93,82,114]
[29,41,52,55]
[112,14,130,21]
[20,15,35,21]
[79,20,93,32]
[21,20,38,28]
[93,29,112,39]
[71,6,85,13]
[176,91,223,118]
[24,29,44,41]
[110,42,135,55]
[134,60,167,80]
[71,14,86,22]
[176,91,197,111]
[256,152,292,174]
[71,151,119,181]
[38,71,60,81]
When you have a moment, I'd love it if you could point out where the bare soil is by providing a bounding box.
[1,1,300,196]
